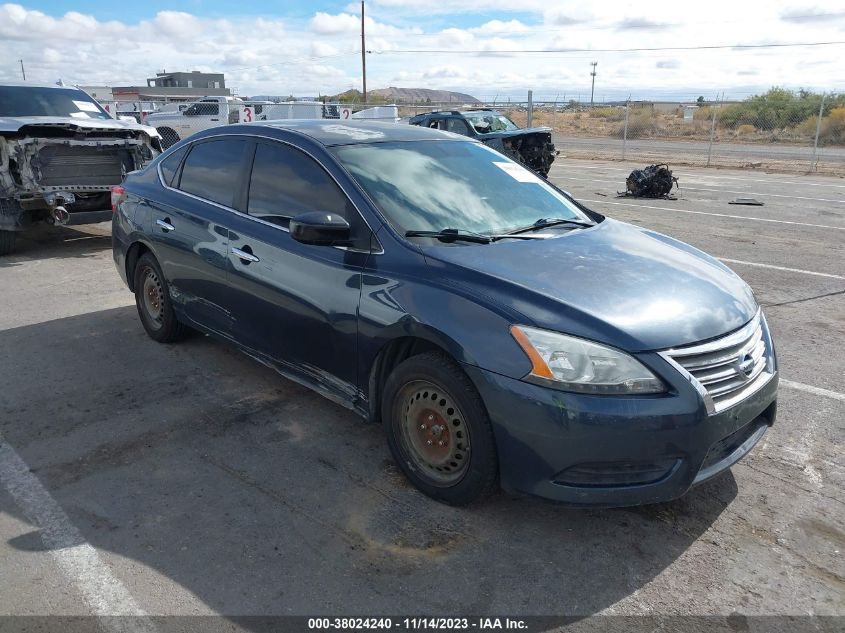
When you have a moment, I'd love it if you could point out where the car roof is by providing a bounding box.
[413,109,499,117]
[255,119,469,146]
[0,81,85,91]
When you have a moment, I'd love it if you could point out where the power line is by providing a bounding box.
[368,40,845,54]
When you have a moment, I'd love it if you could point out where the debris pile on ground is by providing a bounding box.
[729,198,764,206]
[619,164,678,199]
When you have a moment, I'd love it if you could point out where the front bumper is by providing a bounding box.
[464,360,777,507]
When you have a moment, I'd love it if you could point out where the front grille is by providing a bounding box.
[34,146,130,187]
[662,312,773,413]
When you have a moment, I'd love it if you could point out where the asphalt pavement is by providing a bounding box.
[0,159,842,630]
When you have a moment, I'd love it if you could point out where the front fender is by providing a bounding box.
[357,257,534,398]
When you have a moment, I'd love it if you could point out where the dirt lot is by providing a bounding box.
[0,159,843,631]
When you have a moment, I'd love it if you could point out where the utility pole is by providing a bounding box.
[18,59,26,81]
[361,1,367,103]
[589,62,597,108]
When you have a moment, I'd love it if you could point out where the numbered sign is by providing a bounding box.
[239,106,254,123]
[340,107,352,120]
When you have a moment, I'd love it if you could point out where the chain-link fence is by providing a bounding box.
[94,91,844,174]
[99,98,400,148]
[431,93,843,175]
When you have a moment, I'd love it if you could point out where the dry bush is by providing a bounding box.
[735,124,756,135]
[588,107,625,121]
[616,112,656,138]
[795,116,820,137]
[793,107,845,144]
[694,106,716,121]
[819,107,845,144]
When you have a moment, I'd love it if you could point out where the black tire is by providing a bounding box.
[133,252,189,343]
[382,351,498,505]
[157,127,180,150]
[0,230,16,256]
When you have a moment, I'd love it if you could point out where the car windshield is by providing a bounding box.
[0,86,111,120]
[461,112,519,133]
[332,140,591,236]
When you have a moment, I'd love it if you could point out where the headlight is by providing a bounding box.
[510,325,666,394]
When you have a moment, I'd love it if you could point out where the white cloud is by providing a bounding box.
[310,11,419,37]
[0,1,843,100]
[311,41,340,57]
[422,65,468,79]
[310,11,359,34]
[438,28,475,47]
[470,20,530,35]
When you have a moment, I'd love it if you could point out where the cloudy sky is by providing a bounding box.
[1,1,843,101]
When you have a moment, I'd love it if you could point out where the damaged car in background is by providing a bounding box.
[409,109,558,177]
[0,83,162,255]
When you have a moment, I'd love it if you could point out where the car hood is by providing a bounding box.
[421,218,757,351]
[0,116,160,137]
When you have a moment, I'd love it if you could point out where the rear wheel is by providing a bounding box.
[382,352,498,505]
[0,230,16,256]
[133,253,189,343]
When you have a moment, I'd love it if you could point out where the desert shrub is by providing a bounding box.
[793,107,845,144]
[694,106,716,121]
[589,106,624,121]
[717,88,845,130]
[616,112,656,138]
[819,107,845,144]
[795,115,820,136]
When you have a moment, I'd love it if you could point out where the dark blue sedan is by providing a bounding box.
[112,120,778,506]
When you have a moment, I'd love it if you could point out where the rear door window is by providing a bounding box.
[178,139,248,207]
[247,142,349,226]
[184,102,220,116]
[446,118,472,136]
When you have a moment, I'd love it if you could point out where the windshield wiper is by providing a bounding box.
[504,217,595,236]
[405,228,492,244]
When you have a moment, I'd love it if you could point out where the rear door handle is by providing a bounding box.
[231,246,259,263]
[156,218,175,232]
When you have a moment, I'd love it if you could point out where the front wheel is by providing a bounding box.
[133,253,189,343]
[382,352,498,505]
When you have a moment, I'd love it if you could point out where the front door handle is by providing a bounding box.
[231,246,259,263]
[156,218,175,232]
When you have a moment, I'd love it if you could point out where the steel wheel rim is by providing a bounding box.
[397,380,470,486]
[141,268,164,329]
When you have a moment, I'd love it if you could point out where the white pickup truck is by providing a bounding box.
[144,96,329,148]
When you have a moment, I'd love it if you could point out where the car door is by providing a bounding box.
[446,117,473,137]
[426,116,447,130]
[178,100,221,136]
[222,140,373,401]
[149,137,250,337]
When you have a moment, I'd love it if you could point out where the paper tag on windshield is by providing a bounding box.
[73,100,100,112]
[69,111,91,118]
[493,161,543,184]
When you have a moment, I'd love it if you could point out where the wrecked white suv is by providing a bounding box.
[0,83,162,255]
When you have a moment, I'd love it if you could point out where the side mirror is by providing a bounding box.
[289,211,351,246]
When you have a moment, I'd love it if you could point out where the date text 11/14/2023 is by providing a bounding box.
[307,618,528,630]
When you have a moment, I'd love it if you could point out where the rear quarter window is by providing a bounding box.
[158,146,188,186]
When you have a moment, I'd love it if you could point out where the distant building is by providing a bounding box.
[79,86,114,101]
[112,70,230,102]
